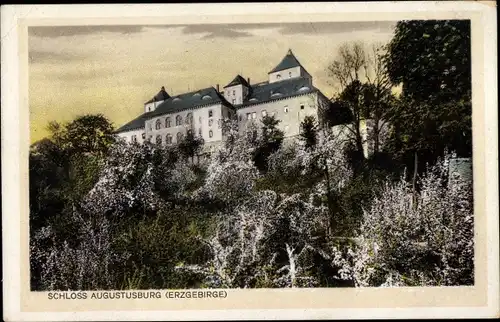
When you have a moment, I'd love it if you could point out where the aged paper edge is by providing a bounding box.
[1,2,499,321]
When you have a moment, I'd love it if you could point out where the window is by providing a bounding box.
[284,106,289,113]
[289,71,292,78]
[176,115,182,126]
[142,133,146,140]
[208,110,213,118]
[300,105,305,110]
[246,113,251,120]
[276,74,281,79]
[156,135,162,145]
[166,134,172,144]
[209,130,213,138]
[232,90,235,95]
[148,107,151,112]
[131,135,137,143]
[239,114,243,121]
[165,117,171,128]
[262,110,267,117]
[186,113,193,125]
[209,119,214,127]
[176,132,183,142]
[252,112,256,119]
[155,119,162,130]
[187,129,193,135]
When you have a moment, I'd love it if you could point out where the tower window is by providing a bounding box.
[208,110,213,118]
[284,106,289,113]
[300,105,304,110]
[209,119,214,127]
[209,130,213,138]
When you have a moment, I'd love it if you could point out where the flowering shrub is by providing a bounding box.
[335,154,474,286]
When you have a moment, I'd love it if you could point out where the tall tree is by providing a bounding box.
[178,131,204,163]
[253,115,285,172]
[299,115,318,149]
[384,20,472,174]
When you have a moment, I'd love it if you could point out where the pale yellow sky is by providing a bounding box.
[28,22,396,143]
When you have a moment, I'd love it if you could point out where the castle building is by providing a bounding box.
[115,49,331,150]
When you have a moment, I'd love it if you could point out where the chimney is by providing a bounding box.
[161,86,165,91]
[247,78,250,85]
[216,84,220,92]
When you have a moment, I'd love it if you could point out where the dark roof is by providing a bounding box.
[235,77,319,109]
[144,86,170,104]
[224,75,250,88]
[115,111,154,133]
[269,49,305,74]
[148,86,229,118]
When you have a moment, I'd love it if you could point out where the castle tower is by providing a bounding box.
[144,86,170,113]
[268,49,312,84]
[223,75,250,106]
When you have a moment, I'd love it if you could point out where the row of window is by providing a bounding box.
[275,71,293,80]
[151,110,215,130]
[152,130,214,145]
[237,105,305,121]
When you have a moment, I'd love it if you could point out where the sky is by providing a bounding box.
[28,21,397,143]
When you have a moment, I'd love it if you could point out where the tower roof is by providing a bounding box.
[144,86,170,104]
[268,49,304,74]
[223,75,250,88]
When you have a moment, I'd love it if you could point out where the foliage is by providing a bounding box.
[299,115,319,149]
[384,20,472,174]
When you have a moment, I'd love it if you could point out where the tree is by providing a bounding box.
[177,131,204,163]
[299,115,318,149]
[58,114,116,157]
[252,115,285,172]
[384,20,472,174]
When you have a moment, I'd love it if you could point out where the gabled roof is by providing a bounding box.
[115,111,155,134]
[224,75,250,88]
[234,77,319,109]
[148,86,229,118]
[268,49,304,74]
[144,86,170,104]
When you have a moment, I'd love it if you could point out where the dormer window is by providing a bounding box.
[202,95,212,100]
[298,86,310,92]
[172,97,181,102]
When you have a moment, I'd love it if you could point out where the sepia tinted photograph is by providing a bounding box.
[26,18,475,292]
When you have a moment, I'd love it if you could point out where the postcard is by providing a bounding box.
[1,2,498,321]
